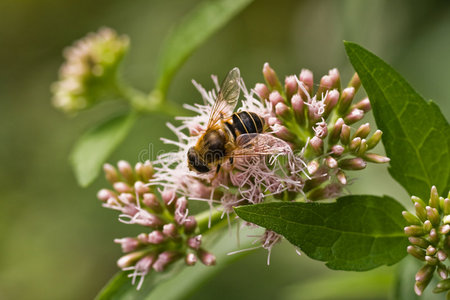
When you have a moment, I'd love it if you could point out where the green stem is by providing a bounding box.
[115,80,186,117]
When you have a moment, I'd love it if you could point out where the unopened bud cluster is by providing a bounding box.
[98,160,215,289]
[403,186,450,296]
[52,27,129,114]
[255,63,389,200]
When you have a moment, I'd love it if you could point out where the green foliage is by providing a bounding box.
[235,195,408,271]
[155,0,254,97]
[344,42,450,200]
[70,113,136,187]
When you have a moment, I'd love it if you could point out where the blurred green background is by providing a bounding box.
[1,0,449,299]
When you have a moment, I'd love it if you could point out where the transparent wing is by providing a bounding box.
[233,134,291,157]
[207,67,241,128]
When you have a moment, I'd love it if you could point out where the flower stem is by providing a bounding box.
[115,80,186,117]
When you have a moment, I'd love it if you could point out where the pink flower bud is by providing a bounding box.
[274,125,295,141]
[185,253,197,266]
[429,186,439,210]
[331,144,345,156]
[103,163,119,183]
[429,228,439,244]
[328,68,340,89]
[136,213,164,228]
[113,182,133,193]
[349,137,361,152]
[299,69,313,92]
[353,97,371,112]
[183,216,198,234]
[338,87,355,115]
[323,89,340,117]
[426,206,440,227]
[348,73,361,92]
[328,118,344,145]
[263,63,282,91]
[114,237,139,253]
[269,91,284,107]
[117,251,146,269]
[148,230,165,244]
[137,233,148,243]
[415,264,436,283]
[121,204,139,216]
[407,245,426,261]
[142,193,162,212]
[254,83,270,99]
[316,75,333,98]
[134,181,150,195]
[307,160,319,175]
[366,130,382,149]
[118,193,135,204]
[339,158,366,170]
[161,189,176,211]
[197,248,216,266]
[284,75,298,101]
[118,160,134,183]
[437,250,448,262]
[268,116,281,126]
[135,160,153,182]
[336,170,347,185]
[309,136,323,155]
[291,94,305,125]
[97,189,115,201]
[275,102,290,118]
[340,124,351,145]
[187,235,202,250]
[325,156,338,169]
[162,223,178,238]
[353,123,371,139]
[344,108,364,124]
[363,153,390,164]
[153,251,179,272]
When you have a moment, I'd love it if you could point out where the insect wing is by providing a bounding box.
[207,67,241,128]
[233,134,291,157]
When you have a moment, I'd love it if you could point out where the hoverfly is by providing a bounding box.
[187,67,289,174]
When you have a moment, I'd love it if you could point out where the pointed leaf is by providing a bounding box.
[235,195,408,271]
[155,0,254,97]
[70,113,136,187]
[344,41,450,200]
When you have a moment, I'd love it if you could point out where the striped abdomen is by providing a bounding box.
[226,111,265,138]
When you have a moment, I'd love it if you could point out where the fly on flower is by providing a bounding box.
[187,67,289,175]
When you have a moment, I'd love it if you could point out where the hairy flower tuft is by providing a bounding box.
[51,27,129,114]
[98,160,215,290]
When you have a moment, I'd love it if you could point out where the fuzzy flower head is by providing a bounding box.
[51,27,129,114]
[256,63,389,201]
[149,64,390,262]
[98,160,215,290]
[403,186,450,296]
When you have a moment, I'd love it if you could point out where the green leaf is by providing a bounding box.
[70,113,137,187]
[155,0,254,97]
[95,223,254,300]
[235,195,408,271]
[344,41,450,200]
